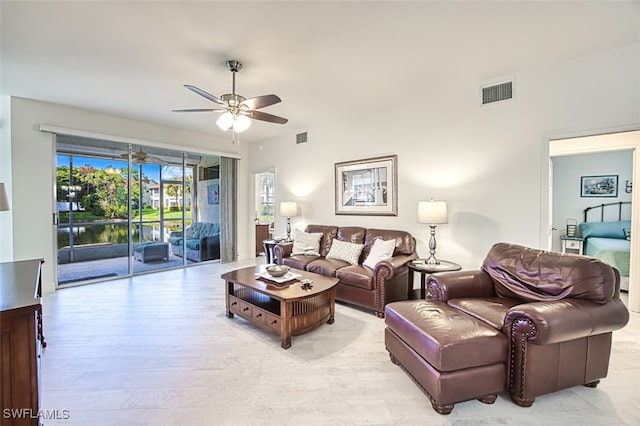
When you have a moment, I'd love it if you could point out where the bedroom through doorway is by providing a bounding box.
[548,129,640,312]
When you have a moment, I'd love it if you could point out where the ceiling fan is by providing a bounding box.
[119,148,163,164]
[172,60,288,133]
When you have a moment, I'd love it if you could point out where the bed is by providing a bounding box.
[578,201,631,291]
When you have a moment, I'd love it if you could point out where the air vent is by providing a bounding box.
[296,132,308,144]
[481,80,513,105]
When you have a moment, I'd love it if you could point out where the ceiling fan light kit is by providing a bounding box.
[232,114,251,132]
[173,60,287,135]
[216,112,234,130]
[216,111,252,133]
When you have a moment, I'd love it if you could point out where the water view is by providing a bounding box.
[57,221,187,247]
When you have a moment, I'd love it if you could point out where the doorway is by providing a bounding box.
[254,170,275,258]
[547,129,640,312]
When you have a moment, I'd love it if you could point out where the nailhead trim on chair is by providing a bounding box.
[509,317,537,405]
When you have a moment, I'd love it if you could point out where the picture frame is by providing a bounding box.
[580,175,618,197]
[207,183,219,204]
[335,155,397,216]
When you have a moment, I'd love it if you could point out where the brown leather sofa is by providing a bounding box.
[424,242,630,407]
[274,225,418,317]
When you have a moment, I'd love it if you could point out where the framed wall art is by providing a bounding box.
[580,175,618,197]
[207,183,219,204]
[335,155,397,216]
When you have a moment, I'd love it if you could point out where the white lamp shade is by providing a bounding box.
[280,201,298,217]
[0,183,9,211]
[233,114,251,132]
[418,200,448,224]
[216,112,234,131]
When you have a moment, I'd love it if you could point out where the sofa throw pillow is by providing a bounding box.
[291,230,323,256]
[326,239,365,265]
[363,238,396,269]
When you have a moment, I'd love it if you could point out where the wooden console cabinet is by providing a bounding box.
[255,223,270,256]
[1,259,44,426]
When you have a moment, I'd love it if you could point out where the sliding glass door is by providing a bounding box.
[56,153,132,283]
[55,137,220,286]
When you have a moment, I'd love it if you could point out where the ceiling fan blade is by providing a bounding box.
[240,94,281,110]
[145,155,165,165]
[172,108,222,113]
[184,85,226,105]
[249,110,288,125]
[132,154,165,165]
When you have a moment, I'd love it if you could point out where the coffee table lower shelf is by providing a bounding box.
[223,267,339,349]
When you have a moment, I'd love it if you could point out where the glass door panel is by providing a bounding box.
[131,151,186,273]
[56,154,131,285]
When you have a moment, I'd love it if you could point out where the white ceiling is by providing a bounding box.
[2,1,639,144]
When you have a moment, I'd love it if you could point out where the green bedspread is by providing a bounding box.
[585,237,630,277]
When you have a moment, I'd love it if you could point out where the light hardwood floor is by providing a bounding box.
[41,258,639,425]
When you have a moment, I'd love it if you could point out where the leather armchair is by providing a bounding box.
[426,242,629,407]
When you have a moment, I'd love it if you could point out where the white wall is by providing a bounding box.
[4,97,251,293]
[249,43,640,271]
[552,151,633,251]
[0,96,13,261]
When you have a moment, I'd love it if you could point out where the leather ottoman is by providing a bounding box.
[384,300,507,414]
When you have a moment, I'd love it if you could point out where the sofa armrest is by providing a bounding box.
[373,253,419,277]
[273,242,293,265]
[201,235,219,243]
[427,270,495,301]
[201,235,220,260]
[505,297,630,345]
[369,253,418,317]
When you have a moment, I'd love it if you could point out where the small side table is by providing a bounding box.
[263,239,285,264]
[407,259,462,299]
[560,236,584,255]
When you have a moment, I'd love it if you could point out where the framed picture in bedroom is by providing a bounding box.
[580,175,618,197]
[334,155,398,216]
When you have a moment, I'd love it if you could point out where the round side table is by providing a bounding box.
[407,259,462,299]
[263,239,285,264]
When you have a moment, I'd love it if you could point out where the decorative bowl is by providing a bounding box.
[266,265,289,277]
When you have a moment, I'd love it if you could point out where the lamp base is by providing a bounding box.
[285,217,292,242]
[425,225,440,266]
[424,254,440,266]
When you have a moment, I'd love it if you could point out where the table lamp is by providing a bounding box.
[280,201,298,241]
[417,199,448,266]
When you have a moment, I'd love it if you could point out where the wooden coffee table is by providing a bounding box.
[222,266,339,349]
